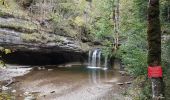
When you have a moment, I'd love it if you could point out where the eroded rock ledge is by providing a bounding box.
[0,16,90,65]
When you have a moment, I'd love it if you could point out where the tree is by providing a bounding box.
[113,0,119,50]
[147,0,164,99]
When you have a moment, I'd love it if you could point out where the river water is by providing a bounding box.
[2,64,132,100]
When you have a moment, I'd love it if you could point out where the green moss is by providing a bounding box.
[0,18,38,32]
[21,32,67,43]
[0,10,3,17]
[64,27,79,38]
[74,16,85,26]
[0,93,11,100]
[0,0,29,19]
[21,33,43,43]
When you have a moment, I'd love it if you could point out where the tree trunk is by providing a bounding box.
[113,0,119,50]
[168,7,170,22]
[147,0,164,99]
[84,0,92,24]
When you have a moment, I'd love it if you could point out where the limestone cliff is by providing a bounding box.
[0,0,92,64]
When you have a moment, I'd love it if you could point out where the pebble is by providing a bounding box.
[48,69,53,71]
[24,95,36,100]
[12,89,16,93]
[50,91,55,93]
[37,67,42,70]
[65,64,72,67]
[125,81,132,84]
[116,83,124,85]
[2,86,9,91]
[24,92,30,96]
[42,67,45,70]
[119,71,126,76]
[19,94,23,97]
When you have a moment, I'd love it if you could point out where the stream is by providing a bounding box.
[0,64,132,100]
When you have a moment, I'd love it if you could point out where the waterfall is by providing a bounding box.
[98,51,101,67]
[88,49,108,70]
[103,55,108,70]
[88,50,92,66]
[92,49,98,67]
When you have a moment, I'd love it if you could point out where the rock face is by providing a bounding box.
[0,17,89,52]
[0,18,89,64]
[0,11,90,65]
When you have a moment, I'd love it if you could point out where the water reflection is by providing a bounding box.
[88,69,109,84]
[27,65,113,85]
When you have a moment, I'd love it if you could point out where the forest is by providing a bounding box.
[0,0,170,100]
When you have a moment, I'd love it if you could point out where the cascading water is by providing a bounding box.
[88,49,109,84]
[92,49,98,67]
[88,50,92,66]
[88,49,108,70]
[104,56,108,70]
[98,51,101,67]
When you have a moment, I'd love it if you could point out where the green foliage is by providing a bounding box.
[0,47,11,54]
[140,83,152,100]
[0,0,28,18]
[4,49,11,54]
[162,39,170,64]
[102,40,113,58]
[116,0,148,77]
[0,93,11,100]
[0,19,37,32]
[160,0,170,22]
[89,0,114,39]
[133,0,148,21]
[161,1,170,98]
[0,47,11,68]
[0,0,8,7]
[92,18,113,39]
[117,39,147,76]
[117,0,169,99]
[74,16,85,26]
[21,33,43,42]
[132,76,152,100]
[162,38,170,99]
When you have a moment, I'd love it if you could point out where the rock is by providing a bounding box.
[38,67,45,70]
[116,83,124,85]
[24,95,36,100]
[37,67,42,70]
[19,94,23,97]
[58,65,64,68]
[0,0,96,66]
[65,64,72,67]
[42,67,45,70]
[2,86,9,91]
[0,13,90,65]
[119,71,126,76]
[93,40,102,45]
[48,69,53,71]
[50,91,55,93]
[0,25,89,53]
[12,89,16,93]
[125,81,132,84]
[24,92,30,96]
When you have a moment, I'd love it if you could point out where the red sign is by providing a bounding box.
[148,66,163,78]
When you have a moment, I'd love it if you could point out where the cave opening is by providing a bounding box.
[1,51,87,65]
